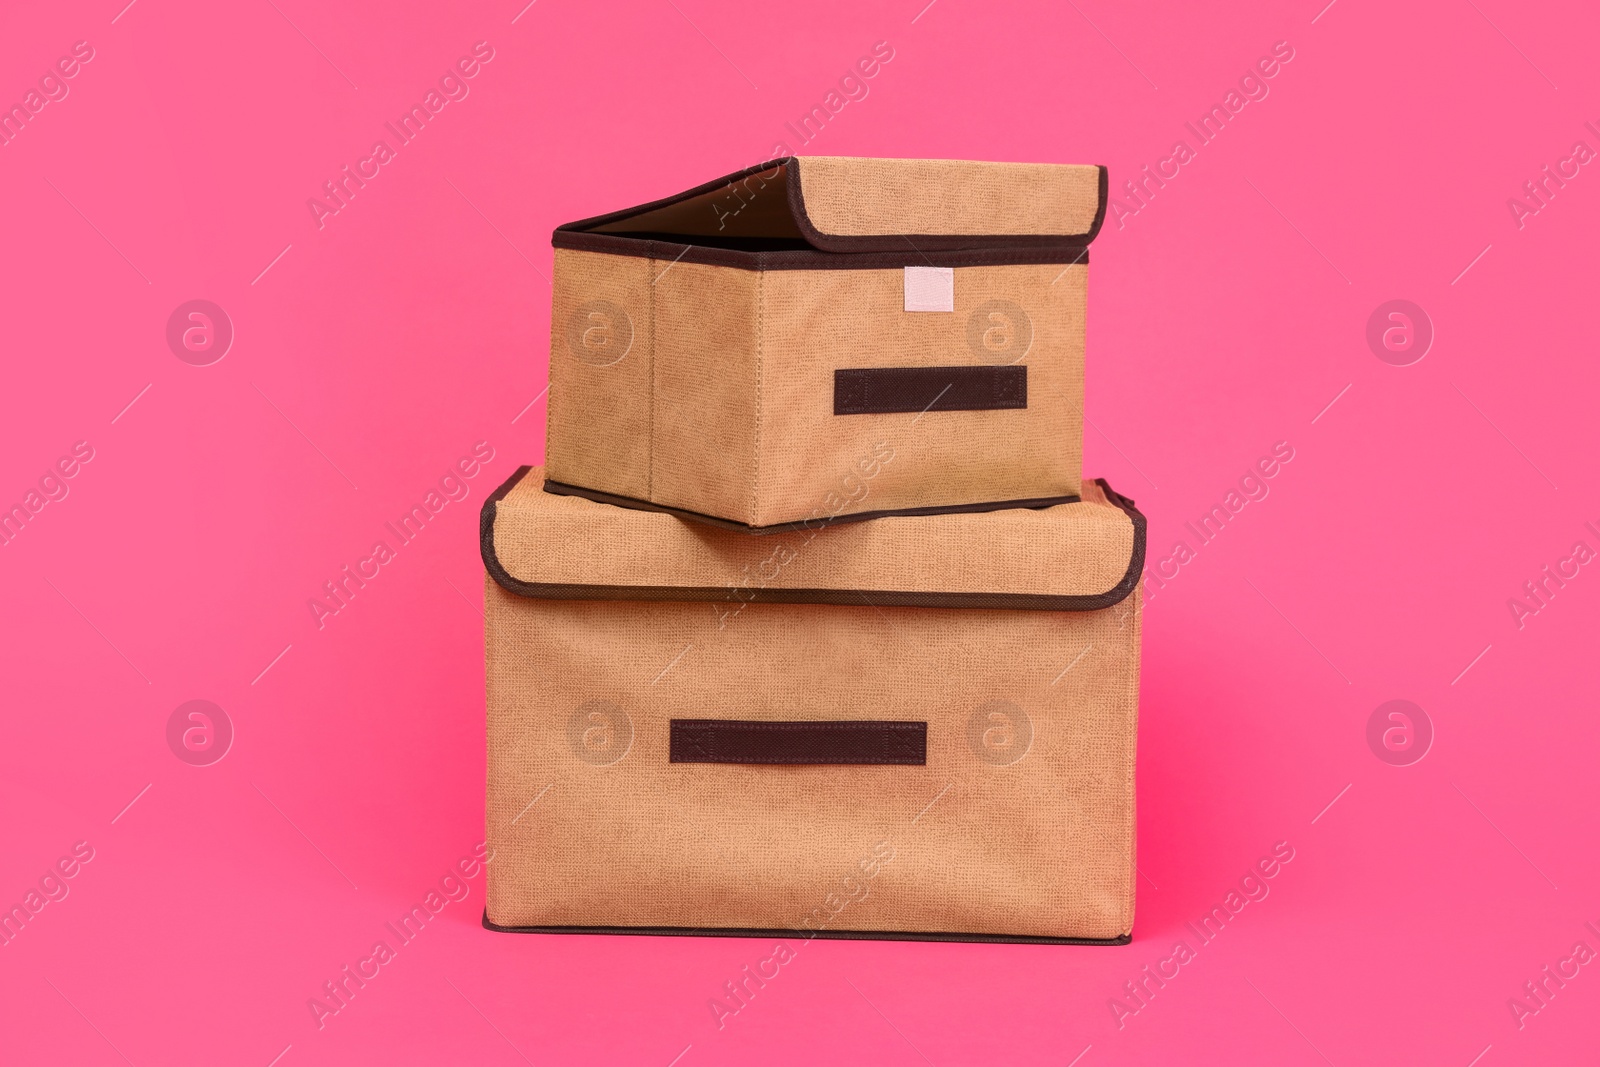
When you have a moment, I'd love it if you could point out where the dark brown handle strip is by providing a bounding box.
[834,366,1026,415]
[669,719,927,765]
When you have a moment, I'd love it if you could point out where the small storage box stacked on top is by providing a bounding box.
[544,155,1107,531]
[483,156,1147,944]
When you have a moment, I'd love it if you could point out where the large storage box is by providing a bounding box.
[481,465,1144,943]
[545,156,1109,533]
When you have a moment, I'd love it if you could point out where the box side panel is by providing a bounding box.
[650,262,760,525]
[545,248,654,499]
[755,263,1083,527]
[484,585,1137,940]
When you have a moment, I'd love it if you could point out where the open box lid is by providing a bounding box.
[553,156,1109,259]
[481,467,1144,611]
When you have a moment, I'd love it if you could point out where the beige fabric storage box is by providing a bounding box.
[480,464,1145,943]
[545,156,1109,533]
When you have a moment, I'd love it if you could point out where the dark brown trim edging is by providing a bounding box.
[550,229,1092,271]
[835,365,1027,415]
[669,718,928,765]
[1088,164,1111,241]
[785,158,1112,253]
[481,909,1131,946]
[550,157,1109,269]
[478,467,1147,613]
[542,478,1080,535]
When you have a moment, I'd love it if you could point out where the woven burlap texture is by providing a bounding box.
[795,156,1102,237]
[545,249,1087,528]
[545,248,655,501]
[492,468,1130,599]
[484,469,1140,939]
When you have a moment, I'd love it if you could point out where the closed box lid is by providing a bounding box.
[481,466,1144,610]
[553,156,1109,262]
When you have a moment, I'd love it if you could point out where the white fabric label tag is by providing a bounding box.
[903,266,954,312]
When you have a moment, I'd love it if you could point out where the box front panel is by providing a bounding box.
[546,249,655,498]
[756,263,1084,528]
[485,580,1138,940]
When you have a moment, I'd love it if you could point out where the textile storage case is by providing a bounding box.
[481,465,1145,943]
[545,155,1109,533]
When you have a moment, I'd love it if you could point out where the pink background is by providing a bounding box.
[2,0,1596,1063]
